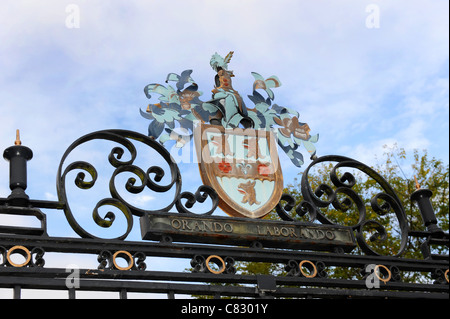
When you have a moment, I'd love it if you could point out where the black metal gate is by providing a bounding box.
[0,129,448,299]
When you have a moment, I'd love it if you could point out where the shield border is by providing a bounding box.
[195,124,283,218]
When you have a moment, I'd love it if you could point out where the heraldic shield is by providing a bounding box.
[195,124,283,219]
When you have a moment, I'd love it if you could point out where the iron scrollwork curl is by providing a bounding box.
[56,129,218,240]
[276,194,317,222]
[0,246,6,267]
[175,185,219,216]
[285,260,327,278]
[30,247,46,268]
[297,155,409,256]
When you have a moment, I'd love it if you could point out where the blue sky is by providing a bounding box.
[0,0,448,298]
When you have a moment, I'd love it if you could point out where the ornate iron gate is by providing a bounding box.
[0,129,448,299]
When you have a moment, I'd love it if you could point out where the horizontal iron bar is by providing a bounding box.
[28,199,66,209]
[0,275,447,299]
[0,225,45,236]
[0,198,65,209]
[0,234,447,272]
[0,275,258,297]
[273,286,448,299]
[409,230,450,240]
[0,267,448,293]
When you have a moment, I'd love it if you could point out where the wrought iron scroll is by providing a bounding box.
[276,155,409,257]
[52,129,435,259]
[56,129,218,240]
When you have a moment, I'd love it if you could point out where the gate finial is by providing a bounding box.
[15,129,22,145]
[414,175,421,190]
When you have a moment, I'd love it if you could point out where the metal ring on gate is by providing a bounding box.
[445,269,449,283]
[206,255,225,274]
[112,250,134,271]
[374,264,391,284]
[299,260,317,278]
[7,245,31,267]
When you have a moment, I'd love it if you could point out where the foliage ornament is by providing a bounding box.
[140,51,319,167]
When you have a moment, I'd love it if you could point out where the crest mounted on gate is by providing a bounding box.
[195,124,283,218]
[141,52,319,218]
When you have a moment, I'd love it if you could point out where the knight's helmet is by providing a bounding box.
[210,51,234,72]
[210,51,234,88]
[209,51,252,128]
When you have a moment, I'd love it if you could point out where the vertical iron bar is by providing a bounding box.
[411,188,444,236]
[120,289,127,299]
[2,131,33,207]
[68,288,76,299]
[13,285,21,299]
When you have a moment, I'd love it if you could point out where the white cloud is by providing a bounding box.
[0,0,448,298]
[0,0,447,195]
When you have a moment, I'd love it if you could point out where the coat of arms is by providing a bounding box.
[195,124,283,218]
[141,52,319,218]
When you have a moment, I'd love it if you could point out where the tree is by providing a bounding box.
[237,145,449,281]
[190,146,448,298]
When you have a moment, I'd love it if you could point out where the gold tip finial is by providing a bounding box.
[414,175,421,190]
[15,129,22,145]
[224,51,234,64]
